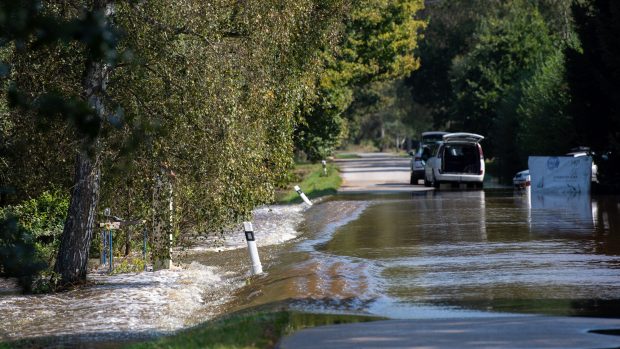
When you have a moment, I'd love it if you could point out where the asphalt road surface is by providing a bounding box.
[335,153,432,193]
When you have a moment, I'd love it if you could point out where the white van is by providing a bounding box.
[424,133,485,188]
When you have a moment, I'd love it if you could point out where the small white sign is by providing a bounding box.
[528,156,592,194]
[99,222,121,229]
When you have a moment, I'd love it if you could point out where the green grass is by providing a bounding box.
[276,163,341,204]
[126,311,381,349]
[333,153,361,159]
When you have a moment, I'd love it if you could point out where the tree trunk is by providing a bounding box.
[54,1,113,285]
[54,151,101,285]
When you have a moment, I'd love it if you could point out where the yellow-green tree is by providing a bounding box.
[296,0,426,160]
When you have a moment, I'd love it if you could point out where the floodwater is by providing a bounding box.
[0,205,308,345]
[2,189,620,345]
[227,190,620,319]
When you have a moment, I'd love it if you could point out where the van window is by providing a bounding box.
[442,144,480,174]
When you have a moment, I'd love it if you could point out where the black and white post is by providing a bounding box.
[321,160,327,176]
[243,222,263,275]
[294,185,313,206]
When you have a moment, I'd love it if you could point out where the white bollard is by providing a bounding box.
[243,222,263,275]
[321,160,327,176]
[294,185,313,206]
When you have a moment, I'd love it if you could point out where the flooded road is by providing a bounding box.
[231,190,620,319]
[2,187,620,345]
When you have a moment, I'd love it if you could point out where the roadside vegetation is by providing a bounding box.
[406,0,620,184]
[334,153,361,160]
[0,0,426,291]
[127,310,381,349]
[277,163,341,204]
[0,0,617,302]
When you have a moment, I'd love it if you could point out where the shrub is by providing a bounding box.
[1,189,69,264]
[0,189,68,293]
[0,215,48,293]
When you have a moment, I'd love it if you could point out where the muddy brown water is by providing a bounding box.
[223,189,620,319]
[2,189,620,346]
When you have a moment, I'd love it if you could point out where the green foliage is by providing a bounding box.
[567,0,620,151]
[30,270,61,294]
[450,1,555,157]
[406,0,594,180]
[1,189,69,264]
[406,0,504,128]
[0,214,47,293]
[104,0,352,234]
[517,51,574,158]
[2,0,353,257]
[277,163,341,204]
[1,0,121,147]
[346,78,431,150]
[296,0,426,160]
[112,257,146,275]
[0,190,68,293]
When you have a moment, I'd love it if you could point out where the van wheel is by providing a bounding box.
[410,173,416,185]
[432,175,440,189]
[423,177,431,187]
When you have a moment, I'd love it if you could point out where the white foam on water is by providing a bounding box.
[0,203,308,342]
[183,204,307,253]
[0,261,240,341]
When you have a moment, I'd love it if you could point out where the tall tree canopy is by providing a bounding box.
[1,0,350,287]
[295,0,425,160]
[404,0,619,182]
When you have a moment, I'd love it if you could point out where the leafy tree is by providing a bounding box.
[566,0,620,187]
[518,51,574,158]
[449,1,555,158]
[346,78,430,150]
[296,0,426,160]
[2,0,120,287]
[567,0,620,152]
[3,0,352,282]
[405,0,504,129]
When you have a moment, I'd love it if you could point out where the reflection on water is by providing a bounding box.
[529,191,594,234]
[2,191,620,344]
[240,190,620,319]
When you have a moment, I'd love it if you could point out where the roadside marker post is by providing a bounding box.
[109,229,114,273]
[294,185,313,206]
[243,222,263,275]
[101,230,107,266]
[98,222,121,273]
[322,160,327,176]
[143,228,148,271]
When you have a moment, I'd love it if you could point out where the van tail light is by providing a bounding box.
[480,170,484,175]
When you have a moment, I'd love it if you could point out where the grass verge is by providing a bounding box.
[333,153,361,159]
[126,311,381,349]
[276,163,341,204]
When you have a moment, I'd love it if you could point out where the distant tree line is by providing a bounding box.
[406,0,620,183]
[0,0,426,290]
